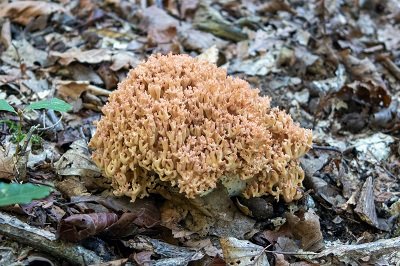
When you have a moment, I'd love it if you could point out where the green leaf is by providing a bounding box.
[0,183,52,206]
[0,99,17,113]
[26,98,72,112]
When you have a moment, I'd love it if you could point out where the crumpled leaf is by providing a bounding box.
[339,50,387,90]
[103,212,157,238]
[54,139,101,178]
[354,177,388,230]
[0,1,66,26]
[55,80,111,102]
[58,212,118,242]
[337,80,391,107]
[0,145,14,180]
[220,237,269,266]
[310,64,346,93]
[197,45,219,64]
[1,39,48,68]
[285,209,324,252]
[178,25,228,52]
[371,98,400,130]
[230,53,278,76]
[140,6,179,44]
[126,235,204,266]
[350,133,394,162]
[50,48,112,65]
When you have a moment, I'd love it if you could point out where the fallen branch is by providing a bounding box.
[0,212,102,265]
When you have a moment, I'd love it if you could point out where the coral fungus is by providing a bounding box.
[89,54,312,202]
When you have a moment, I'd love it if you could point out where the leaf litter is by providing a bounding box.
[0,0,399,265]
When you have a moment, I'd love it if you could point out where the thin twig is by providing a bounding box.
[18,125,39,156]
[312,145,342,154]
[36,114,63,131]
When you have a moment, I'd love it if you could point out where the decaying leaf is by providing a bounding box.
[58,212,118,242]
[1,39,48,68]
[350,133,394,162]
[0,145,15,180]
[197,45,219,64]
[337,80,391,107]
[140,6,179,44]
[125,235,204,266]
[0,1,66,26]
[220,237,269,266]
[50,48,112,65]
[55,80,111,102]
[285,209,324,252]
[54,139,101,178]
[354,177,388,230]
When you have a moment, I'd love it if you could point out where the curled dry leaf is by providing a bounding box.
[258,0,296,15]
[0,145,14,180]
[285,209,324,252]
[110,51,139,71]
[1,39,48,68]
[0,1,66,26]
[54,139,102,178]
[58,213,118,242]
[50,48,112,65]
[337,80,391,107]
[220,237,269,266]
[126,235,203,266]
[339,50,387,90]
[140,6,179,44]
[372,98,400,130]
[103,211,158,238]
[355,177,388,231]
[56,80,111,102]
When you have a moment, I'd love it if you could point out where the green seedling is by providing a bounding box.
[0,98,71,197]
[0,98,72,154]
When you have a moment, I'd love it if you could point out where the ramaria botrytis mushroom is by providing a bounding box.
[89,54,312,203]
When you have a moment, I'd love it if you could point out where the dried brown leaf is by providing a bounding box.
[337,80,391,107]
[50,48,112,65]
[285,209,324,252]
[140,6,179,44]
[58,213,118,242]
[0,1,66,26]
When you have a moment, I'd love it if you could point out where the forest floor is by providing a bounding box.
[0,0,399,265]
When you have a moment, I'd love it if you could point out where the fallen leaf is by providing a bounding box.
[58,212,118,242]
[1,39,48,68]
[220,237,270,266]
[350,133,394,162]
[337,80,391,107]
[197,45,219,64]
[339,50,387,90]
[110,51,139,71]
[285,209,324,252]
[50,48,112,65]
[125,235,203,266]
[55,80,111,102]
[54,139,102,178]
[140,6,179,44]
[355,177,388,231]
[0,145,15,180]
[0,1,66,26]
[178,26,228,52]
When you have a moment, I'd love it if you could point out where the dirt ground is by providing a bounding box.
[0,0,399,265]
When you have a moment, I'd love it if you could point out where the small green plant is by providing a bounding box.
[0,182,52,206]
[0,97,72,182]
[0,98,72,152]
